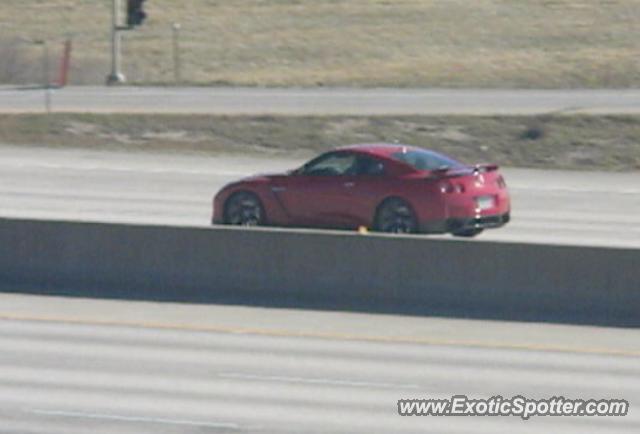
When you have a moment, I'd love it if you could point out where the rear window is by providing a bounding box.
[391,149,463,171]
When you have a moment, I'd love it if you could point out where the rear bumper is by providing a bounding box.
[421,212,511,234]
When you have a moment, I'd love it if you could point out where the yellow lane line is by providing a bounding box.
[0,313,638,358]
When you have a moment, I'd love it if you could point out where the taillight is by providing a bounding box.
[440,181,465,193]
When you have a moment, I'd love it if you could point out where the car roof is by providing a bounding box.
[335,143,423,159]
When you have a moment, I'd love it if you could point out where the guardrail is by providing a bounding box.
[0,218,638,326]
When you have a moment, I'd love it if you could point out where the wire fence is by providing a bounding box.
[0,37,48,85]
[0,35,104,86]
[0,27,201,86]
[3,1,640,88]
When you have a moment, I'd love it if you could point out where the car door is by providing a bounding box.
[341,154,390,226]
[270,151,359,228]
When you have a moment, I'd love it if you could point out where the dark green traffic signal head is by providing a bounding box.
[127,0,147,27]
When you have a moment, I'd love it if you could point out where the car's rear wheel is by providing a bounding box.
[374,198,417,234]
[223,192,265,226]
[452,228,484,238]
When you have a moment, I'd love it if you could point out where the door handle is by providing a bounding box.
[271,186,286,192]
[343,182,355,188]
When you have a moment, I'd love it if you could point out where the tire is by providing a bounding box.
[223,192,265,226]
[373,198,418,234]
[452,228,484,238]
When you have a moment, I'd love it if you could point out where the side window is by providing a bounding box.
[391,150,461,171]
[353,155,386,176]
[302,152,357,176]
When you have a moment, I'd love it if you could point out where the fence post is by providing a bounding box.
[172,22,182,84]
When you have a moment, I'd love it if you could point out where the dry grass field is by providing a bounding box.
[2,1,640,87]
[2,113,639,171]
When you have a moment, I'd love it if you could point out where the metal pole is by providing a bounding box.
[43,42,51,114]
[172,22,181,84]
[106,0,126,85]
[35,39,52,114]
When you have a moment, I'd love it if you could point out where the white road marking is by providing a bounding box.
[509,185,640,195]
[0,161,248,176]
[219,372,420,390]
[27,408,240,429]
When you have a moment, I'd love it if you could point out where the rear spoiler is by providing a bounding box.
[473,163,499,173]
[426,163,499,180]
[426,166,464,180]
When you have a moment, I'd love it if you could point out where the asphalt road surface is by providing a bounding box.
[1,144,639,247]
[0,293,638,434]
[4,86,640,114]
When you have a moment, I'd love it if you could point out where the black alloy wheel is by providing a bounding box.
[223,192,265,226]
[374,198,418,234]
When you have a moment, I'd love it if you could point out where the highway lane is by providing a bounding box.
[4,86,640,114]
[1,144,639,247]
[0,293,638,434]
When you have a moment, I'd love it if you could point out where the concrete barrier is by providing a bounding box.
[0,217,638,326]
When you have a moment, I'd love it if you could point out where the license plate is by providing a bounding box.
[476,195,495,210]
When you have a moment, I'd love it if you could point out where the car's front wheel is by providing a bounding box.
[374,198,417,234]
[223,192,265,226]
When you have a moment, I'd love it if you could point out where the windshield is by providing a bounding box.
[391,149,463,171]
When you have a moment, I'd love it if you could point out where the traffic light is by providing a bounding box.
[127,0,147,27]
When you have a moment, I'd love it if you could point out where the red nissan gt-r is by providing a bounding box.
[212,144,510,237]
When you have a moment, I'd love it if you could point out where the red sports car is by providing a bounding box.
[212,144,510,237]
